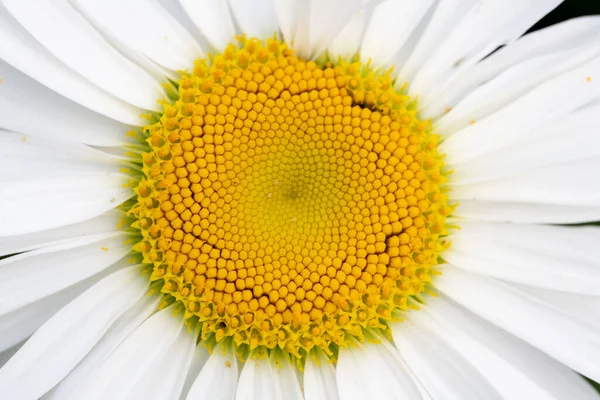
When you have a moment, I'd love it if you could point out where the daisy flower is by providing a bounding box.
[0,0,599,399]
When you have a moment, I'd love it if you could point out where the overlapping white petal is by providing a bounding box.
[359,0,434,68]
[406,0,563,103]
[273,0,301,44]
[72,0,202,75]
[0,343,21,370]
[179,0,236,52]
[0,266,149,400]
[2,0,165,111]
[185,340,239,400]
[427,16,600,118]
[326,6,367,60]
[236,348,303,400]
[511,284,600,331]
[0,173,132,236]
[78,304,185,400]
[451,158,600,206]
[0,232,131,316]
[124,323,197,400]
[44,293,160,400]
[304,348,340,400]
[435,44,600,136]
[446,221,600,294]
[0,259,124,353]
[0,209,122,257]
[448,104,600,185]
[418,295,599,400]
[336,335,422,400]
[275,0,370,59]
[0,4,145,125]
[180,344,210,399]
[229,0,279,40]
[390,317,502,400]
[0,61,132,146]
[437,267,600,383]
[441,54,600,165]
[269,349,303,400]
[454,199,600,224]
[0,283,83,353]
[0,130,124,181]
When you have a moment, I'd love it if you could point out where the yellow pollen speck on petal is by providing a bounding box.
[101,247,109,251]
[129,35,452,358]
[587,76,592,82]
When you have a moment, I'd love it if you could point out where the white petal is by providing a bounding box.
[0,342,22,370]
[336,335,421,400]
[277,0,368,59]
[446,221,600,294]
[185,340,239,400]
[390,317,501,400]
[419,294,599,399]
[427,16,600,118]
[0,209,121,257]
[451,158,600,206]
[71,0,202,73]
[454,200,600,224]
[0,131,123,181]
[157,0,205,45]
[0,266,149,400]
[0,172,132,236]
[440,54,600,165]
[44,293,160,400]
[126,324,197,400]
[228,0,279,39]
[360,0,434,68]
[304,348,340,400]
[269,349,303,400]
[0,4,145,125]
[510,284,600,331]
[0,232,131,315]
[236,348,300,400]
[456,222,600,265]
[327,7,367,60]
[79,304,184,400]
[2,0,164,111]
[273,0,302,44]
[0,61,131,146]
[406,0,562,101]
[398,0,477,83]
[0,262,122,353]
[179,0,236,52]
[448,106,600,185]
[437,266,600,383]
[436,44,600,136]
[180,344,210,399]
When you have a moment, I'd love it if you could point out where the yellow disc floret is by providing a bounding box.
[130,36,451,358]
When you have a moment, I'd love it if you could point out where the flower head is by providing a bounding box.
[0,1,599,399]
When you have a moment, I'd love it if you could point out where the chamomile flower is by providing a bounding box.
[0,1,599,399]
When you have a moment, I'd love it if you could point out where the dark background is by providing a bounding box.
[531,0,600,31]
[540,0,600,392]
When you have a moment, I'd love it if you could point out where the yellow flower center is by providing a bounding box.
[130,36,451,358]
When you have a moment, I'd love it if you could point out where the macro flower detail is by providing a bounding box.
[131,36,451,356]
[0,0,599,400]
